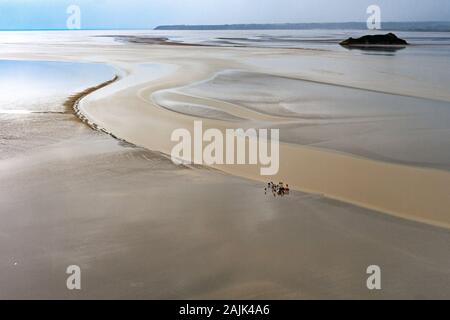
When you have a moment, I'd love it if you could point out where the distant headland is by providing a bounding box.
[154,21,450,31]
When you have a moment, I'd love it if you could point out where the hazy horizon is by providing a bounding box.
[1,21,450,32]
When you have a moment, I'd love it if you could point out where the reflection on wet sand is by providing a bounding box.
[154,70,450,169]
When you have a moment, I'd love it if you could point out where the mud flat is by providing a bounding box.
[0,32,449,299]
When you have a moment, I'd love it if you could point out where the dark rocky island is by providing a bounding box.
[340,33,408,47]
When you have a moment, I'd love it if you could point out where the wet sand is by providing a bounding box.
[1,113,449,299]
[70,44,450,228]
[0,31,449,299]
[155,70,450,169]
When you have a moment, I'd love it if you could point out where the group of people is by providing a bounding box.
[265,181,290,197]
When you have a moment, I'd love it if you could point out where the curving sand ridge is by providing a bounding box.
[73,45,450,229]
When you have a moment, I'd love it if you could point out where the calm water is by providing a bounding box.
[154,29,450,50]
[0,60,116,113]
[4,29,450,49]
[0,59,116,159]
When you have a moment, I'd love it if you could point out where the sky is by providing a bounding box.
[0,0,449,30]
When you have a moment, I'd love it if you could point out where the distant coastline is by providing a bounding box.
[2,21,450,32]
[154,21,450,31]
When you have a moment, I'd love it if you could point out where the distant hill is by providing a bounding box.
[154,21,450,32]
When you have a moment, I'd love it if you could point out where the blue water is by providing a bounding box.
[151,29,450,53]
[0,60,116,113]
